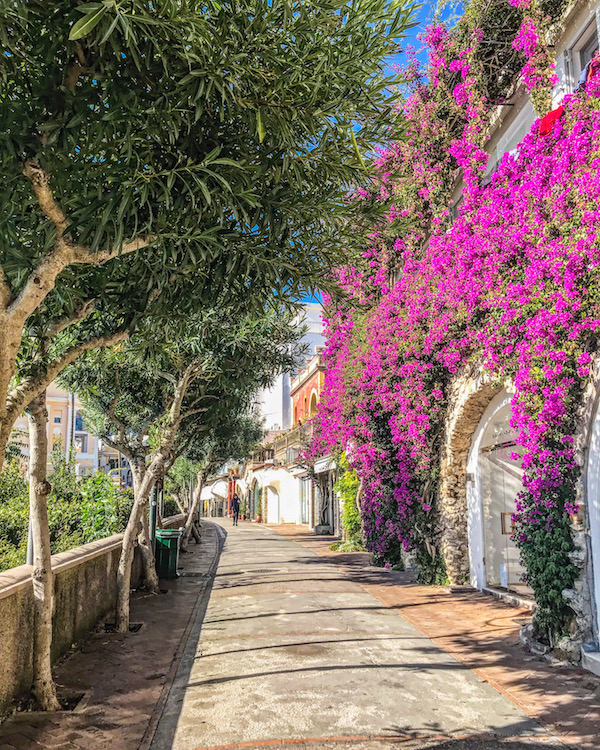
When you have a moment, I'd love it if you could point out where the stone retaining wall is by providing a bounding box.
[0,514,185,716]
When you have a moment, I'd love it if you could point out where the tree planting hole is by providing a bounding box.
[59,691,86,712]
[103,622,143,634]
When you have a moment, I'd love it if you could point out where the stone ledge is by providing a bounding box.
[581,647,600,677]
[482,585,536,611]
[0,513,186,601]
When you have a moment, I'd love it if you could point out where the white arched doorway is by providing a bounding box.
[266,486,280,524]
[467,390,531,596]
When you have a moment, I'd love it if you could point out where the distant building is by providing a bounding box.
[237,344,339,535]
[290,348,325,427]
[257,302,324,432]
[11,383,124,478]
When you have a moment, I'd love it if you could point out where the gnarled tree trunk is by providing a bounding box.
[180,467,207,552]
[116,461,151,632]
[27,391,61,711]
[115,457,166,632]
[138,511,160,593]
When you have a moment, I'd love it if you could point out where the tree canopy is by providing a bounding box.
[0,0,415,466]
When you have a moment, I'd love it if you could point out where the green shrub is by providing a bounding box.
[332,455,365,552]
[0,452,134,573]
[162,497,180,517]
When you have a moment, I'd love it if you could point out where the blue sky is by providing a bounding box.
[386,1,461,72]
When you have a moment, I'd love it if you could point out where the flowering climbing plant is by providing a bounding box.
[307,1,599,641]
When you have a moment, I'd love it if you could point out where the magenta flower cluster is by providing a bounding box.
[512,9,558,111]
[307,19,600,624]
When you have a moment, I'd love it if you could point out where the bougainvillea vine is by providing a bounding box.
[308,8,600,643]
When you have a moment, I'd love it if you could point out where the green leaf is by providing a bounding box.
[257,110,266,143]
[69,5,108,40]
[350,126,366,171]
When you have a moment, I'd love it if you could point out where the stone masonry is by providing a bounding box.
[438,364,506,584]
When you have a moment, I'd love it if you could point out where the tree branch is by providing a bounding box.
[10,163,155,322]
[6,329,129,424]
[99,433,133,462]
[22,162,69,237]
[180,406,208,420]
[106,393,129,450]
[45,298,96,337]
[0,268,12,310]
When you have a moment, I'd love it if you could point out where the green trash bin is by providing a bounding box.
[155,528,183,579]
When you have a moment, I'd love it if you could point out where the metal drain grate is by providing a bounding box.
[247,568,278,573]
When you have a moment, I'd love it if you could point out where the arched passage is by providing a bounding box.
[439,371,504,583]
[466,390,531,595]
[586,395,600,645]
[249,479,258,519]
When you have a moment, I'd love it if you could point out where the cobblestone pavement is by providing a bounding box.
[0,521,223,750]
[150,521,565,750]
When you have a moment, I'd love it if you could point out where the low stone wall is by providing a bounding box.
[0,514,185,716]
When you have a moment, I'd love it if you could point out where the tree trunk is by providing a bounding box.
[115,462,153,633]
[190,522,202,543]
[174,493,186,514]
[138,511,160,593]
[180,468,206,552]
[27,391,61,711]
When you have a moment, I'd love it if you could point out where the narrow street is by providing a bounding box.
[150,521,562,750]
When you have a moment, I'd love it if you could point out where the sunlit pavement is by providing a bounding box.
[150,520,561,750]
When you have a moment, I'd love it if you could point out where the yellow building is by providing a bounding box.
[12,383,122,477]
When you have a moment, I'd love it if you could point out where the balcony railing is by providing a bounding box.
[271,422,313,462]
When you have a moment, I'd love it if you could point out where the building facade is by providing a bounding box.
[11,382,124,479]
[311,0,600,672]
[436,0,600,670]
[239,346,340,534]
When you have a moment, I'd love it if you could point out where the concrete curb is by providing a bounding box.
[140,521,227,750]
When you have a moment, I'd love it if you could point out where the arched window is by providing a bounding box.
[309,392,318,417]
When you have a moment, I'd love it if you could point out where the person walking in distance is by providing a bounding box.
[231,493,240,526]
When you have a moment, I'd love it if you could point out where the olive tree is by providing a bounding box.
[60,306,304,631]
[0,0,415,467]
[2,0,414,709]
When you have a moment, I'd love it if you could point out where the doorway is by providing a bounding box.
[467,391,532,596]
[266,486,280,524]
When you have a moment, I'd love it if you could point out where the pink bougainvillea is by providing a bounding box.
[512,4,558,113]
[307,15,600,636]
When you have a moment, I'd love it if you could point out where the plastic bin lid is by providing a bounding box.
[155,528,183,537]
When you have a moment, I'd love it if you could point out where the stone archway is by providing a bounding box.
[438,367,505,584]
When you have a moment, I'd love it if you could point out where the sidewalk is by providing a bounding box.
[0,521,223,750]
[152,519,560,750]
[1,520,598,750]
[268,524,600,749]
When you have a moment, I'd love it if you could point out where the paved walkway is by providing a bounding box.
[0,521,222,750]
[267,525,600,750]
[1,520,599,750]
[150,521,566,750]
